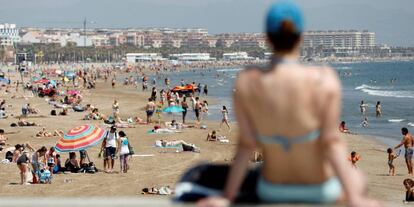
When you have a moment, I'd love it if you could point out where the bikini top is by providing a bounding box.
[256,130,320,151]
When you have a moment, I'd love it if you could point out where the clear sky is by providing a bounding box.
[0,0,413,46]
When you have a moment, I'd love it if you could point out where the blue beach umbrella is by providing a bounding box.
[163,105,184,120]
[163,105,184,113]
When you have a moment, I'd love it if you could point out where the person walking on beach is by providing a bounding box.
[387,148,399,176]
[360,100,366,115]
[111,77,116,89]
[181,97,188,124]
[116,131,130,173]
[394,127,414,175]
[194,97,201,123]
[112,99,119,117]
[203,85,208,96]
[197,1,379,206]
[16,147,30,185]
[375,101,382,117]
[146,98,156,123]
[220,106,231,131]
[103,126,117,173]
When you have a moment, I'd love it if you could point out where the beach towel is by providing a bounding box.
[147,129,181,134]
[154,141,182,149]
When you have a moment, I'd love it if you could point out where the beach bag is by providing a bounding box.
[50,110,57,116]
[39,169,52,184]
[128,142,135,155]
[5,151,13,162]
[87,162,97,173]
[175,164,259,203]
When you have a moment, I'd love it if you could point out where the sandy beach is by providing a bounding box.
[0,72,409,206]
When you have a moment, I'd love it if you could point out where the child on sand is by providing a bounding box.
[349,151,360,168]
[387,148,400,176]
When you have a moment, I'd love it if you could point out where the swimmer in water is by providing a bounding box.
[375,101,382,118]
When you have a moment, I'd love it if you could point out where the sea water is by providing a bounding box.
[154,61,414,146]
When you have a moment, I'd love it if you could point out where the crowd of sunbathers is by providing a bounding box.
[6,142,97,185]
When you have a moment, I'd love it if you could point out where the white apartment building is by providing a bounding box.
[0,23,20,46]
[222,52,254,61]
[303,30,375,49]
[169,53,212,61]
[126,53,164,63]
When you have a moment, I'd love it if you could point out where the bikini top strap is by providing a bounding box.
[256,130,321,151]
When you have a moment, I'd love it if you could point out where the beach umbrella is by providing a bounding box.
[163,105,184,113]
[55,124,107,153]
[163,105,184,120]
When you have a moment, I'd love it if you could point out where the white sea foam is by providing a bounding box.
[216,68,243,72]
[335,66,352,70]
[360,88,414,99]
[355,84,414,98]
[408,122,414,127]
[388,119,405,123]
[355,84,381,90]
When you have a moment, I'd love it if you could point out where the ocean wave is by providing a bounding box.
[408,122,414,127]
[360,88,414,99]
[335,66,352,70]
[388,119,405,123]
[355,84,381,90]
[216,68,243,72]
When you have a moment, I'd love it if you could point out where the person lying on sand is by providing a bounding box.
[155,140,200,153]
[59,108,68,116]
[206,130,229,142]
[54,130,64,137]
[27,104,39,114]
[35,127,53,137]
[17,118,37,127]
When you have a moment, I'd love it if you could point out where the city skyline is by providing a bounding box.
[0,0,413,46]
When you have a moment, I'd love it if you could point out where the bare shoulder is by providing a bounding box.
[307,65,341,92]
[235,66,262,92]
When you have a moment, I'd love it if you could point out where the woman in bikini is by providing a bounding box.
[198,2,380,207]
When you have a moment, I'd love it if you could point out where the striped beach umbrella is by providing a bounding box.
[55,124,107,152]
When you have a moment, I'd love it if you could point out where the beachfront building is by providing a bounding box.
[169,53,213,61]
[125,33,145,47]
[303,30,375,49]
[91,35,110,47]
[222,52,254,61]
[126,53,164,63]
[0,23,20,46]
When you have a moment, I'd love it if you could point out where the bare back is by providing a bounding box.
[235,63,341,184]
